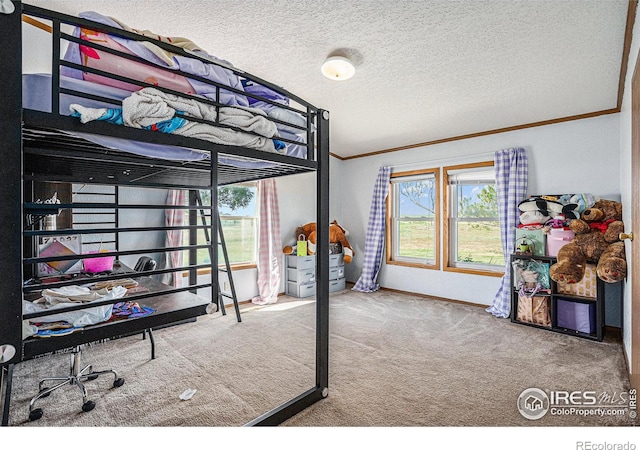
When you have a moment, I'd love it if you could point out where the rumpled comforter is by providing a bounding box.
[71,87,285,153]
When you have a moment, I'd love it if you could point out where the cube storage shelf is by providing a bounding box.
[510,254,609,341]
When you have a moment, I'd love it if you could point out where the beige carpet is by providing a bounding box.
[5,288,636,428]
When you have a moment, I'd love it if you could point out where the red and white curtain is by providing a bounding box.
[164,189,186,287]
[252,179,282,305]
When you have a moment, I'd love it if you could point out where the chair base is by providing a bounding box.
[28,346,124,421]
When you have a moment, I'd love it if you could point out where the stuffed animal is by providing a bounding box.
[283,220,355,263]
[549,199,627,284]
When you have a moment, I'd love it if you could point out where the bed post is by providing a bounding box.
[0,0,23,426]
[315,110,330,395]
[0,0,23,366]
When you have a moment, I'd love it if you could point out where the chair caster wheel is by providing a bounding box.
[113,378,125,388]
[38,389,51,398]
[82,400,96,412]
[29,408,43,421]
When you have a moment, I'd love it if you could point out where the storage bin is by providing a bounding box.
[516,295,551,327]
[286,255,315,270]
[556,263,597,299]
[329,253,344,266]
[556,298,596,334]
[329,266,345,281]
[287,267,315,283]
[286,281,316,298]
[83,251,115,273]
[546,228,574,257]
[329,278,346,292]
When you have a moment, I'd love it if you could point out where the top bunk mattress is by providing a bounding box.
[23,73,308,167]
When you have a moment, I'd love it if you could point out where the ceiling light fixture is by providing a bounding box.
[321,56,355,81]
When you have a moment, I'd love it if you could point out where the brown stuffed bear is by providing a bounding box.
[549,199,626,284]
[283,220,355,263]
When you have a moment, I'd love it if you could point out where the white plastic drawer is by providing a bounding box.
[287,281,316,298]
[287,255,315,270]
[287,268,315,283]
[329,278,346,293]
[329,253,344,267]
[329,266,345,281]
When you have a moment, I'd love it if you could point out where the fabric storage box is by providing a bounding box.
[556,263,597,299]
[515,228,546,257]
[516,295,551,327]
[556,298,596,334]
[546,228,574,257]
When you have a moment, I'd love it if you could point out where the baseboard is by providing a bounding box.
[378,286,488,309]
[604,325,623,342]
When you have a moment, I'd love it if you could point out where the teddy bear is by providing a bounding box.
[283,220,355,263]
[549,199,626,284]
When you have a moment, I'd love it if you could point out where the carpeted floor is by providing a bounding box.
[5,288,636,428]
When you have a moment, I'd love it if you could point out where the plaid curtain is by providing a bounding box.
[353,166,391,292]
[252,179,282,305]
[486,148,528,318]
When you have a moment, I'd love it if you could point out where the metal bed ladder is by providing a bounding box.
[194,191,241,323]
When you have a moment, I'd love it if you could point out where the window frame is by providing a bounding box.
[443,161,503,277]
[184,182,259,277]
[216,181,259,269]
[385,168,440,270]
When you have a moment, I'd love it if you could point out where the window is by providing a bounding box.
[444,162,503,275]
[387,168,440,269]
[191,182,258,268]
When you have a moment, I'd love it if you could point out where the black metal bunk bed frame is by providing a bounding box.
[0,1,330,426]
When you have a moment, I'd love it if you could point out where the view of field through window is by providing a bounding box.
[186,185,257,266]
[451,182,504,267]
[393,165,504,269]
[394,175,437,263]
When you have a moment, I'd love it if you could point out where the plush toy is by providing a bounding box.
[283,220,355,263]
[518,196,579,225]
[549,199,627,284]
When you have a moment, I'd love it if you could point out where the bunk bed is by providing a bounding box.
[0,1,330,426]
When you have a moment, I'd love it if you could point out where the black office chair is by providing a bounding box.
[134,256,157,273]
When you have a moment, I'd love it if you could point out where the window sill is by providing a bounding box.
[386,259,440,270]
[443,266,504,278]
[181,263,257,277]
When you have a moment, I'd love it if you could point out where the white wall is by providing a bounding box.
[196,158,342,304]
[339,114,621,306]
[617,5,640,364]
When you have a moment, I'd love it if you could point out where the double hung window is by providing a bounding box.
[387,169,440,269]
[444,162,503,274]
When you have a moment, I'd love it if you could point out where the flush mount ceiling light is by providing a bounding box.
[321,56,355,81]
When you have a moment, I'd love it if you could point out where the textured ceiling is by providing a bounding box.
[24,0,632,158]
